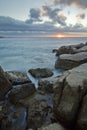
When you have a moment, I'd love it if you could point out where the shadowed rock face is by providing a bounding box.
[0,66,12,100]
[29,68,53,78]
[53,63,87,129]
[55,52,87,70]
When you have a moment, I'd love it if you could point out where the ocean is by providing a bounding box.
[0,34,87,73]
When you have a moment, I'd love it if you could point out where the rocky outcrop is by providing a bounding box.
[55,52,87,69]
[6,71,31,85]
[38,123,66,130]
[0,66,12,100]
[29,68,53,78]
[53,63,87,129]
[8,83,36,104]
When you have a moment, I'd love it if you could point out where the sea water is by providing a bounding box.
[0,33,87,73]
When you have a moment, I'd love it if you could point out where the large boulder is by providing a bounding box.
[38,123,66,130]
[0,66,12,100]
[76,94,87,130]
[29,68,53,78]
[55,52,87,69]
[53,63,87,129]
[8,83,36,104]
[6,71,31,85]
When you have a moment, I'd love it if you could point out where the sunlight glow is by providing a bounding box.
[55,34,65,38]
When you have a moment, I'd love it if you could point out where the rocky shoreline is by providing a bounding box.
[0,42,87,130]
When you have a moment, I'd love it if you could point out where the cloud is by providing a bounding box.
[54,0,87,9]
[26,6,67,26]
[0,16,87,33]
[26,8,42,24]
[76,13,86,19]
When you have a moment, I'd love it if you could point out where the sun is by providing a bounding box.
[55,34,65,38]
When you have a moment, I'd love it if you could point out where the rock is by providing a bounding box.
[76,94,87,130]
[8,83,36,104]
[23,91,53,130]
[29,68,53,78]
[55,52,87,69]
[55,43,85,56]
[55,45,77,56]
[0,66,12,100]
[38,77,58,93]
[38,123,66,130]
[53,63,87,129]
[6,71,31,85]
[27,100,50,130]
[76,45,87,53]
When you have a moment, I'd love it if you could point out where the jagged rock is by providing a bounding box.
[29,68,53,78]
[6,71,31,85]
[8,83,36,104]
[38,123,66,130]
[0,66,12,100]
[76,94,87,130]
[55,52,87,69]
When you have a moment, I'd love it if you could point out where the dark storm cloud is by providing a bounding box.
[54,0,87,9]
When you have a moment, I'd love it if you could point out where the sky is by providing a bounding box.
[0,0,87,37]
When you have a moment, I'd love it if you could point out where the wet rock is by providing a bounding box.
[76,94,87,130]
[0,66,12,100]
[6,71,31,85]
[8,83,36,104]
[38,123,66,130]
[55,52,87,70]
[29,68,53,78]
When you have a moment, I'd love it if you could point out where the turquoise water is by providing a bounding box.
[0,35,87,72]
